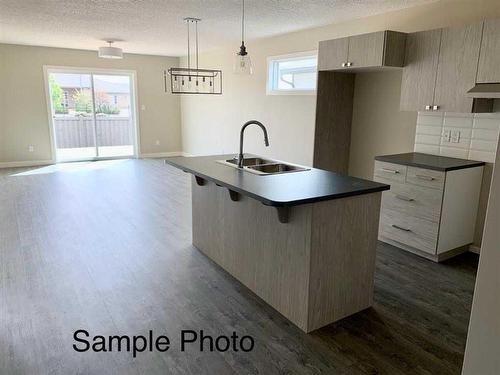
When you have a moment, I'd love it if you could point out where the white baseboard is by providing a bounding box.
[139,151,184,159]
[469,245,481,254]
[0,159,54,169]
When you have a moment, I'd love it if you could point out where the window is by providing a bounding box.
[267,51,317,95]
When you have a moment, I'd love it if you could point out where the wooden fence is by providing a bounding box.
[54,116,132,148]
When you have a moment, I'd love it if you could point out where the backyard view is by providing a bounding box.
[48,72,135,161]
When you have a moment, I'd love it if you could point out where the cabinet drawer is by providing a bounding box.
[374,161,407,183]
[406,167,445,190]
[377,178,443,223]
[379,208,438,254]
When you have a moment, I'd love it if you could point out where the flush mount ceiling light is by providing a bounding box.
[165,18,222,95]
[234,0,252,75]
[98,41,123,59]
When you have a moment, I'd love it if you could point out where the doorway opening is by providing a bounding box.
[44,67,139,162]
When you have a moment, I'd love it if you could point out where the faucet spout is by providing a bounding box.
[238,120,270,168]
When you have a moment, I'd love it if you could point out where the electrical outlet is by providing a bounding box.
[155,140,160,146]
[443,130,451,142]
[451,130,461,143]
[28,145,34,152]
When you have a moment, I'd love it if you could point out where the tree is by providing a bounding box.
[49,76,66,114]
[72,89,92,113]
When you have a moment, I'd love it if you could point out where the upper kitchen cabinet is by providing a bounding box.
[400,29,442,112]
[434,23,483,113]
[318,31,406,71]
[318,37,349,71]
[400,23,486,113]
[476,18,500,83]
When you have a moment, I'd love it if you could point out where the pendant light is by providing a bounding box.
[234,0,253,75]
[98,41,123,59]
[165,18,222,94]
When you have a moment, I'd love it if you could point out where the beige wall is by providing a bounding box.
[349,71,417,179]
[181,0,500,168]
[0,44,182,163]
[463,138,500,375]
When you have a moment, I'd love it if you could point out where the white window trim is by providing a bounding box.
[266,50,318,96]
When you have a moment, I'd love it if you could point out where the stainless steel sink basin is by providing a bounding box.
[222,157,274,167]
[217,156,309,175]
[247,163,308,174]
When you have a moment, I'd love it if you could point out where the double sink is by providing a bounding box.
[217,157,309,175]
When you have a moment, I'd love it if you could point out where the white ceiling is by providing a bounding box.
[0,0,434,57]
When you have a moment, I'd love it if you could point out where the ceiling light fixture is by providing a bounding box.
[165,18,222,94]
[98,41,123,59]
[234,0,252,75]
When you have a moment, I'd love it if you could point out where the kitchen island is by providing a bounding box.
[165,155,389,332]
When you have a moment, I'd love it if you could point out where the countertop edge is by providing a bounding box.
[374,155,485,172]
[165,158,389,207]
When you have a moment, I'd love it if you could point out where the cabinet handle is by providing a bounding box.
[432,105,439,110]
[342,62,346,67]
[395,194,415,202]
[381,168,400,174]
[416,174,435,181]
[392,224,412,232]
[425,105,431,110]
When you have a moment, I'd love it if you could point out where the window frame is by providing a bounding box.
[266,50,318,96]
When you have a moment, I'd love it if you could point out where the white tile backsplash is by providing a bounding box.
[470,139,498,152]
[472,128,499,141]
[416,134,441,145]
[473,117,500,130]
[416,113,443,126]
[414,143,440,155]
[443,114,474,128]
[416,125,444,136]
[415,112,500,163]
[469,150,497,163]
[439,146,470,159]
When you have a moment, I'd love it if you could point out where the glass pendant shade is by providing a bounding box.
[234,53,253,75]
[234,0,252,75]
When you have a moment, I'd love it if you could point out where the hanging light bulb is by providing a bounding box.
[234,0,253,75]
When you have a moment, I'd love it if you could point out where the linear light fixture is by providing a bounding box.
[165,18,222,95]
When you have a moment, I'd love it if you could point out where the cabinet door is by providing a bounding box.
[347,31,385,68]
[477,18,500,83]
[433,23,483,113]
[400,29,442,112]
[318,38,348,71]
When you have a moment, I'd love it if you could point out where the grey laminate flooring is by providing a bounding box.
[0,159,478,375]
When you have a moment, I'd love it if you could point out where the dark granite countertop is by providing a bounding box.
[165,154,389,207]
[375,152,485,172]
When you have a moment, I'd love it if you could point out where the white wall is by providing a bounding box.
[462,137,500,375]
[349,71,417,179]
[180,48,317,165]
[180,0,500,168]
[0,44,182,164]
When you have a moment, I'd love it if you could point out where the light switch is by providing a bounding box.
[451,130,461,143]
[141,105,146,111]
[443,130,451,142]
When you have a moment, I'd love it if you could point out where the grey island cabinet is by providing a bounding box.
[165,155,389,333]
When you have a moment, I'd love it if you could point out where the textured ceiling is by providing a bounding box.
[0,0,435,56]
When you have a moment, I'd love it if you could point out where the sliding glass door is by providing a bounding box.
[46,68,137,162]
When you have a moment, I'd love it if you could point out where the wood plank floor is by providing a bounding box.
[0,159,478,375]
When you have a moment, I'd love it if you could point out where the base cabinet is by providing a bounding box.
[374,161,483,261]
